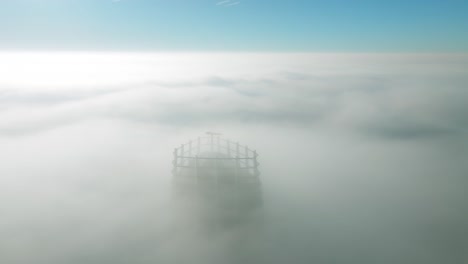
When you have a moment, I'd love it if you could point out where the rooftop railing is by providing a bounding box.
[172,135,260,177]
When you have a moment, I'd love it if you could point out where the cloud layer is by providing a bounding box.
[1,53,467,139]
[1,52,467,263]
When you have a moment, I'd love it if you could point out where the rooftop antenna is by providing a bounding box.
[206,131,222,151]
[206,131,222,136]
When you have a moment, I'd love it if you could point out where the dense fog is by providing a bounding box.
[0,53,467,263]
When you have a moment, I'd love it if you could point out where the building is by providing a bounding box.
[172,133,262,230]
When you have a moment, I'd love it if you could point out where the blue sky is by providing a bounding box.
[0,0,467,52]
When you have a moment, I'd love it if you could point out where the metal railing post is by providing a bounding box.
[195,155,199,184]
[173,148,178,175]
[245,146,249,173]
[180,144,184,162]
[189,140,192,157]
[254,150,259,177]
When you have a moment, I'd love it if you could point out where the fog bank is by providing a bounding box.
[1,53,467,263]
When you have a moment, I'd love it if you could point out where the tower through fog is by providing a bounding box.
[172,132,262,231]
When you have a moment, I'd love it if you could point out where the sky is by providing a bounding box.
[0,0,467,51]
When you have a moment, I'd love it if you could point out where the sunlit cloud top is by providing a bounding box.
[1,52,467,138]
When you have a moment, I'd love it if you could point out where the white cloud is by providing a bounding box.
[1,52,467,139]
[1,52,467,264]
[216,0,231,5]
[216,0,241,7]
[226,1,240,6]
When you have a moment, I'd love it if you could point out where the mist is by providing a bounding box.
[1,52,467,264]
